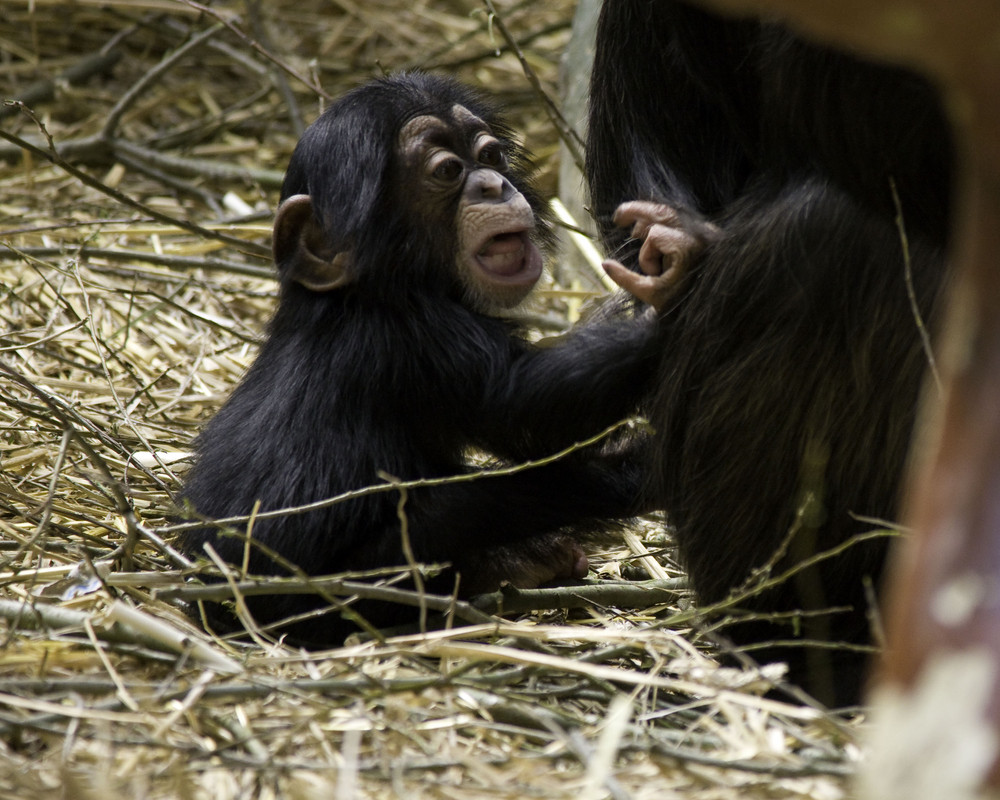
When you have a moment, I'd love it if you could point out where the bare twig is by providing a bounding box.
[163,418,639,534]
[174,0,332,100]
[481,0,586,172]
[2,244,274,279]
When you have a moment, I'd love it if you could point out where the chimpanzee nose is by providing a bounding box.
[465,168,515,203]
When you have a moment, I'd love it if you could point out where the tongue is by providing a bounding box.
[478,233,526,275]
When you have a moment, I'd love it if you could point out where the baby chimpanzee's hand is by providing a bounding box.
[602,201,719,311]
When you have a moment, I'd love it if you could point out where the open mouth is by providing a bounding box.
[475,230,542,283]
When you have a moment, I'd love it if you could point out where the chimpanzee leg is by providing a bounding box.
[647,180,944,702]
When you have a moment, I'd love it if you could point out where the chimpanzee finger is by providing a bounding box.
[603,258,649,300]
[603,258,684,310]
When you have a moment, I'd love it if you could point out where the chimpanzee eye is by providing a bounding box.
[431,157,464,183]
[477,140,506,169]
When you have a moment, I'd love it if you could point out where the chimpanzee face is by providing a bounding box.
[270,100,545,313]
[395,103,543,309]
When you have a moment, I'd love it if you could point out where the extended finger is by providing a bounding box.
[603,259,653,302]
[603,259,676,309]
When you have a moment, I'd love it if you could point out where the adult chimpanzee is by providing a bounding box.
[179,72,657,644]
[589,0,953,705]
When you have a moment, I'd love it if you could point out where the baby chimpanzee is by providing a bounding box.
[178,73,658,644]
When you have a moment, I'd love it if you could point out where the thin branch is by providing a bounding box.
[1,244,274,280]
[471,578,688,615]
[175,0,332,100]
[164,418,640,533]
[480,0,586,172]
[891,178,942,395]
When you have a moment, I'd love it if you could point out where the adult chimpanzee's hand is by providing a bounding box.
[602,200,718,311]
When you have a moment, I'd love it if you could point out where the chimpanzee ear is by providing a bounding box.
[272,194,353,291]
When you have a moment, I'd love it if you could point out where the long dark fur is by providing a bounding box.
[587,1,953,704]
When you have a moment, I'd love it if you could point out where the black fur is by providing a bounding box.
[587,0,953,704]
[179,73,657,644]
